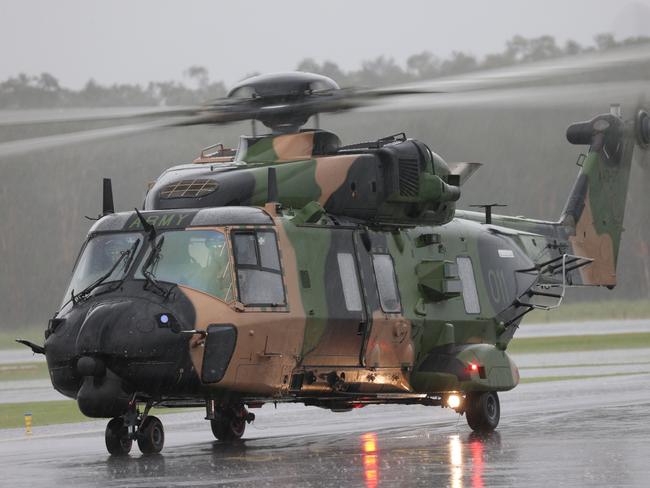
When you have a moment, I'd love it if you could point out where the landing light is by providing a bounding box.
[159,314,169,324]
[446,394,462,409]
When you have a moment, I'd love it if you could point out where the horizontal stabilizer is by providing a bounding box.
[15,339,45,354]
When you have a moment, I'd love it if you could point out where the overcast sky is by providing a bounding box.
[1,0,649,89]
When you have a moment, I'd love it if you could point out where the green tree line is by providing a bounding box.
[1,33,648,109]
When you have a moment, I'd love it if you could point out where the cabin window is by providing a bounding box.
[457,256,480,314]
[233,230,285,306]
[337,252,363,312]
[372,254,401,313]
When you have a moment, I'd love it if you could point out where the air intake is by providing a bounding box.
[160,179,218,199]
[398,158,420,197]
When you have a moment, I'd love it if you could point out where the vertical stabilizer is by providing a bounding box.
[560,108,638,287]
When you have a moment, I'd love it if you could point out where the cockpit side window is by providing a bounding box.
[233,230,286,307]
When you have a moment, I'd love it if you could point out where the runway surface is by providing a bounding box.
[1,366,649,486]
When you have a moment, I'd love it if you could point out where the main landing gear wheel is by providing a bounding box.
[137,416,165,454]
[105,417,132,456]
[210,406,254,441]
[465,391,500,432]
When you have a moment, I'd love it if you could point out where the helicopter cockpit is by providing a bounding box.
[60,229,234,308]
[59,207,287,314]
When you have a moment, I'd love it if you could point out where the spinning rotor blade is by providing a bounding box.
[0,106,196,128]
[0,43,648,159]
[372,43,650,96]
[368,80,650,112]
[0,118,181,159]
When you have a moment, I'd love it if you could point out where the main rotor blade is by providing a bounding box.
[0,106,196,128]
[0,118,179,159]
[1,43,648,159]
[363,80,650,112]
[371,44,650,96]
[3,44,646,129]
[2,81,648,160]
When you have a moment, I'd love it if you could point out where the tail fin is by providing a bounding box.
[560,107,644,287]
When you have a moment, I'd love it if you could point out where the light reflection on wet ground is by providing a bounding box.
[58,427,510,487]
[1,372,649,487]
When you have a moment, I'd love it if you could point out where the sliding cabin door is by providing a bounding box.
[301,229,367,367]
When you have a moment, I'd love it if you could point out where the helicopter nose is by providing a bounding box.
[75,300,153,357]
[74,299,189,364]
[68,297,195,416]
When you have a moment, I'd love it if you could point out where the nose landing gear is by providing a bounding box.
[105,400,165,455]
[138,416,165,454]
[105,417,132,455]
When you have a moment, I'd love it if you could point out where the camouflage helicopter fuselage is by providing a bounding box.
[44,109,638,419]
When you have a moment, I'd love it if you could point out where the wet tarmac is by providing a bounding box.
[1,371,649,487]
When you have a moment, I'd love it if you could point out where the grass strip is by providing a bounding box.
[508,332,650,354]
[520,371,650,384]
[519,360,650,370]
[0,400,201,430]
[0,328,44,351]
[0,362,49,382]
[0,400,86,429]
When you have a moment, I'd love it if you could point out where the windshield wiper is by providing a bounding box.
[134,208,173,299]
[69,241,136,305]
[96,237,141,297]
[142,235,171,297]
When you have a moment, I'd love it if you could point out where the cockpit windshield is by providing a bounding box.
[62,233,141,306]
[137,230,234,302]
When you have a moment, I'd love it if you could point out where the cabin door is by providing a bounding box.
[354,231,413,369]
[301,229,367,367]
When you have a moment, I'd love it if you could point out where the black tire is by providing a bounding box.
[137,416,165,454]
[105,417,132,456]
[210,413,246,441]
[465,391,500,432]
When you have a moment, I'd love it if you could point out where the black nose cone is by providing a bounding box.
[45,283,199,410]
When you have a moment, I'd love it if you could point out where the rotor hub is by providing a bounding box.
[227,72,341,133]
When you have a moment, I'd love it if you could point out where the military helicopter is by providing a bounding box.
[11,52,650,455]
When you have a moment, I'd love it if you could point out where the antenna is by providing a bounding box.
[470,203,507,225]
[267,167,279,203]
[102,178,114,215]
